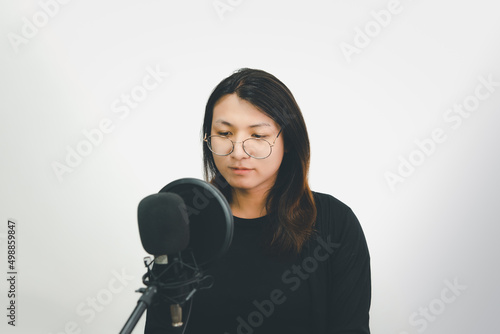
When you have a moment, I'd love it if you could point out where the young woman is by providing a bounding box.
[145,68,371,334]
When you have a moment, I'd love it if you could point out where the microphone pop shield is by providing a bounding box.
[159,178,233,269]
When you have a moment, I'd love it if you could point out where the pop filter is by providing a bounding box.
[159,178,233,269]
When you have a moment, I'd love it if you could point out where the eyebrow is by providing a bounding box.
[213,119,272,128]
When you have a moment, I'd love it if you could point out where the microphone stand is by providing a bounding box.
[119,252,211,333]
[119,285,158,334]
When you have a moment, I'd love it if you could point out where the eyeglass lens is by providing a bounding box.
[209,136,271,158]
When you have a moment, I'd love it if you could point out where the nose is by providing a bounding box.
[230,139,249,159]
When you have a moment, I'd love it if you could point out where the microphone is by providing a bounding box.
[131,178,233,333]
[138,192,189,255]
[121,178,233,334]
[138,192,190,327]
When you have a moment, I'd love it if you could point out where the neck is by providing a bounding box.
[230,188,268,219]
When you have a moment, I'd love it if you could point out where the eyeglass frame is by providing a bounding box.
[204,128,283,159]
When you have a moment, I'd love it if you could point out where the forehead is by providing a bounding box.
[212,94,277,129]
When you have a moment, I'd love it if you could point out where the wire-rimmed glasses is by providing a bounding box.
[204,129,282,159]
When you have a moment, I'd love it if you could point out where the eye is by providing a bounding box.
[252,134,267,139]
[217,131,232,136]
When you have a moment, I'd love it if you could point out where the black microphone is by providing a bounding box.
[122,178,233,334]
[138,192,190,327]
[138,192,189,255]
[136,178,233,333]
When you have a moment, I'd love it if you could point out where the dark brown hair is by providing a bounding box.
[202,68,316,256]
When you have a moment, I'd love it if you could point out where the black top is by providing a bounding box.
[144,192,371,334]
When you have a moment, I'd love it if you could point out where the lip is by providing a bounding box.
[230,166,252,170]
[229,167,254,175]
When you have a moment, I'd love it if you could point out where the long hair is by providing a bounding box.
[202,68,316,256]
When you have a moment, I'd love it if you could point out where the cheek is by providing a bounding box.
[212,155,225,170]
[270,143,285,167]
[262,151,284,175]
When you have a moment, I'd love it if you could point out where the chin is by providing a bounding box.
[227,177,276,195]
[225,178,255,190]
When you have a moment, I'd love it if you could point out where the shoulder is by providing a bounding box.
[311,191,364,242]
[312,191,352,213]
[312,191,356,223]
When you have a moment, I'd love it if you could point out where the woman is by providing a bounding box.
[145,68,371,333]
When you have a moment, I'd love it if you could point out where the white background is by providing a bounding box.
[1,0,499,333]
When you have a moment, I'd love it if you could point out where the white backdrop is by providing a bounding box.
[1,0,499,333]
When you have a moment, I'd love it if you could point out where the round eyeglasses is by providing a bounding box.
[204,129,282,159]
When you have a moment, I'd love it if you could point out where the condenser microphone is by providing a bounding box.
[137,192,190,255]
[138,192,190,327]
[122,178,233,334]
[133,178,234,333]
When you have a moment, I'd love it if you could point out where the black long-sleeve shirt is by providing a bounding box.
[145,192,371,333]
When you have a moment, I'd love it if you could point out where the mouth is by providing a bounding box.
[229,166,254,174]
[230,166,252,170]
